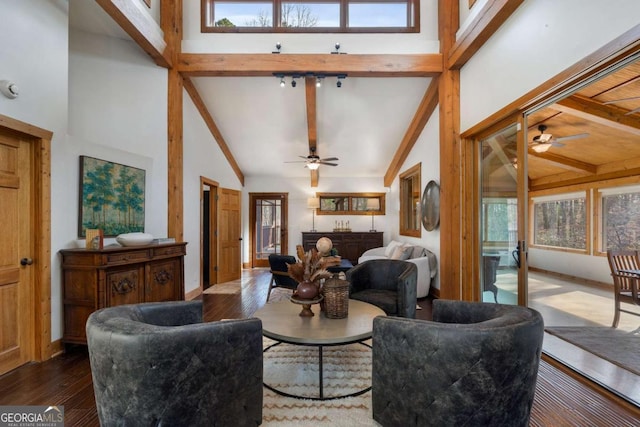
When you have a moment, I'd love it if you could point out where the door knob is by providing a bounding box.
[20,258,33,266]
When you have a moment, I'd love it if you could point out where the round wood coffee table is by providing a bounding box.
[254,299,385,400]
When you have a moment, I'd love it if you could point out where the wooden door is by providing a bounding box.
[218,188,241,283]
[0,132,33,374]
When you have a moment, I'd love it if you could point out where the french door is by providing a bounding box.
[478,120,528,305]
[250,193,288,268]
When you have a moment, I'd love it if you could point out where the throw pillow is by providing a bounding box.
[399,246,413,260]
[384,240,403,257]
[390,245,405,260]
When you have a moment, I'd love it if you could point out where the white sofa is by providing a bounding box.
[358,241,437,298]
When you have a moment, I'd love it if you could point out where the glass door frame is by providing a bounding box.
[472,115,529,306]
[249,192,289,268]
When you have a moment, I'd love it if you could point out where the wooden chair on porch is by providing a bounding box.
[606,250,640,327]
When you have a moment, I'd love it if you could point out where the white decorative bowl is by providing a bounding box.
[116,232,154,247]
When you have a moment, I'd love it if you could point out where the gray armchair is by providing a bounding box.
[372,300,544,427]
[346,259,417,318]
[86,300,263,426]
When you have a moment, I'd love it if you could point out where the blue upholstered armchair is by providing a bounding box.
[372,300,544,427]
[86,300,263,426]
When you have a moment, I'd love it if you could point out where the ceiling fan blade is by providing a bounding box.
[603,96,640,104]
[550,142,565,148]
[284,160,307,163]
[624,105,640,116]
[320,157,339,161]
[319,162,338,166]
[552,133,589,143]
[298,155,310,160]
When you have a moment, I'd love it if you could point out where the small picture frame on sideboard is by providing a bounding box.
[85,229,104,250]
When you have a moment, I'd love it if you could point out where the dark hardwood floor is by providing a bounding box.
[0,268,638,426]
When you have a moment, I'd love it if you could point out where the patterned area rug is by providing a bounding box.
[545,326,640,376]
[262,337,379,426]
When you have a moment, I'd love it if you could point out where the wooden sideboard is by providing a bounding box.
[59,242,187,345]
[301,232,383,264]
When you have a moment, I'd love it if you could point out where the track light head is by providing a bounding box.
[336,80,342,88]
[280,78,285,87]
[291,78,297,88]
[316,77,322,88]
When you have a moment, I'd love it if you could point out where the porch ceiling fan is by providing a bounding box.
[284,147,339,170]
[529,124,589,153]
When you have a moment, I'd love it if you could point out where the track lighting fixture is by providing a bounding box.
[272,42,282,54]
[273,72,347,88]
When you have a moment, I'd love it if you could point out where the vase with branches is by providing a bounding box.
[287,248,339,300]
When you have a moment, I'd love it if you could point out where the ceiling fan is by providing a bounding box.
[285,147,339,170]
[529,124,589,153]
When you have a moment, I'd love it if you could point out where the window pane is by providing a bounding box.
[534,197,586,249]
[281,2,339,27]
[483,198,517,242]
[214,2,273,27]
[602,191,640,251]
[320,197,348,211]
[348,3,408,27]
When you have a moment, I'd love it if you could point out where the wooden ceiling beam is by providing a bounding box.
[183,77,245,185]
[384,77,439,186]
[448,0,524,70]
[96,0,172,68]
[305,77,319,187]
[553,95,640,136]
[527,149,597,174]
[178,53,443,77]
[305,77,317,149]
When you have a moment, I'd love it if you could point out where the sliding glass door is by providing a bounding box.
[478,122,527,304]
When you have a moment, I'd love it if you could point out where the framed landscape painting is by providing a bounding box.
[78,156,146,237]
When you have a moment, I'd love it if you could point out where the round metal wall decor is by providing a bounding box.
[421,180,440,231]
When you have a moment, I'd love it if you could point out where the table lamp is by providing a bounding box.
[366,198,380,232]
[307,197,320,232]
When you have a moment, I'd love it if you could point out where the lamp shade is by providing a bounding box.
[366,198,380,211]
[307,162,320,170]
[307,197,320,209]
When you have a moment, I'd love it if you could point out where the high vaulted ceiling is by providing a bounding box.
[71,1,640,192]
[69,0,436,186]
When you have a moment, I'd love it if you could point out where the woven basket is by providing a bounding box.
[322,276,350,319]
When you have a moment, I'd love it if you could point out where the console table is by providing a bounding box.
[302,232,383,264]
[60,242,187,345]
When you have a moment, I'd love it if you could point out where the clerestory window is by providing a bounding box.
[202,0,419,33]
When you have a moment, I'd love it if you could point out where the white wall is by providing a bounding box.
[0,0,69,341]
[182,94,243,293]
[460,0,640,284]
[387,110,441,289]
[181,0,440,54]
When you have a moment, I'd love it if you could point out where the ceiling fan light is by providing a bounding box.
[307,162,320,170]
[532,143,551,153]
